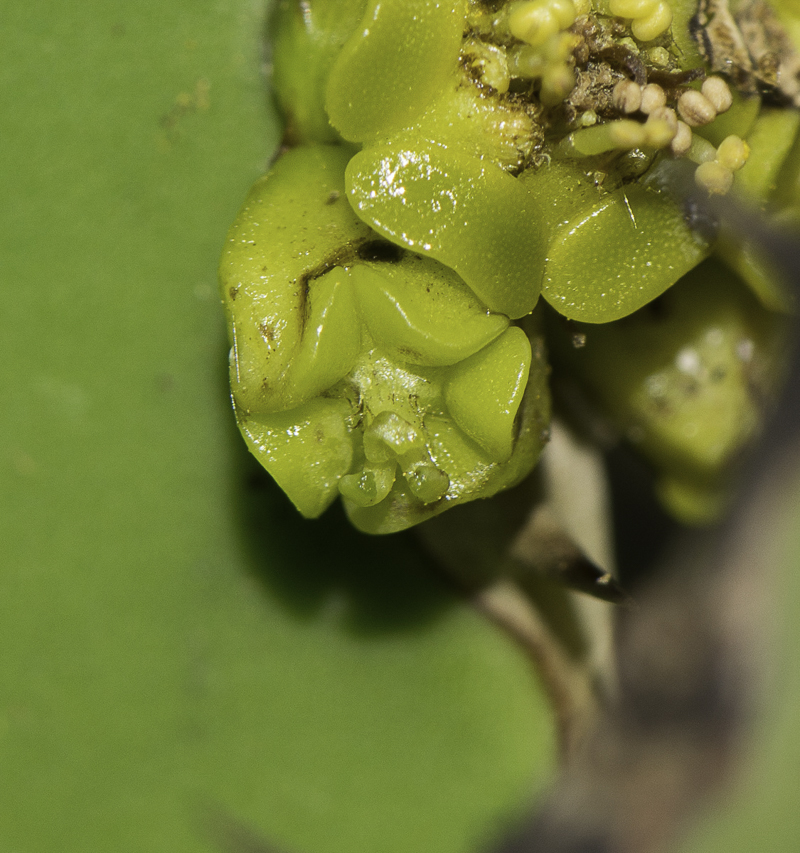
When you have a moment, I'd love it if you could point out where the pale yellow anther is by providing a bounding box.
[695,160,734,195]
[549,0,578,29]
[509,2,560,47]
[610,0,658,18]
[677,89,717,127]
[612,79,643,113]
[631,1,673,40]
[640,83,666,114]
[688,134,718,164]
[701,76,733,114]
[507,45,547,78]
[644,117,677,147]
[670,120,693,155]
[716,135,750,171]
[541,65,577,105]
[648,105,678,132]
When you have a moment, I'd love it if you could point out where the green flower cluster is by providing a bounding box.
[220,0,799,532]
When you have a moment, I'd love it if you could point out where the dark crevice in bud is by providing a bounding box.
[357,239,406,263]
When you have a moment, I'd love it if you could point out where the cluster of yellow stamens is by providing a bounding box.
[691,134,750,195]
[558,72,748,195]
[507,32,581,104]
[506,0,588,47]
[496,0,592,104]
[608,0,673,41]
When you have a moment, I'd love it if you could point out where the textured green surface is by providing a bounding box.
[0,2,554,852]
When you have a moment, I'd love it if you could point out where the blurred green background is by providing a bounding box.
[0,2,553,851]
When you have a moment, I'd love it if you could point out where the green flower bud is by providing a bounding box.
[220,145,550,532]
[548,257,787,524]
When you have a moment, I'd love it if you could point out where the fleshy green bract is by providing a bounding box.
[346,140,547,319]
[222,0,800,531]
[325,0,467,143]
[220,145,551,533]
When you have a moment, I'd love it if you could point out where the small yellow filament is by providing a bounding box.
[560,119,648,156]
[644,118,677,147]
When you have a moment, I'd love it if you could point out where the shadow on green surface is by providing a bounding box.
[235,455,456,634]
[221,350,456,635]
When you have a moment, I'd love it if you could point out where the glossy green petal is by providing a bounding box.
[346,141,546,318]
[522,162,709,323]
[400,61,543,172]
[270,0,367,143]
[351,255,509,366]
[325,0,466,142]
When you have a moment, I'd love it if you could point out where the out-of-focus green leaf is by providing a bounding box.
[0,2,554,852]
[677,477,800,853]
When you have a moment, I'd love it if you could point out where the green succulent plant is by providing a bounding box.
[221,0,800,532]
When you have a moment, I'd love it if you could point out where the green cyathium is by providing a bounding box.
[220,0,800,531]
[221,145,550,533]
